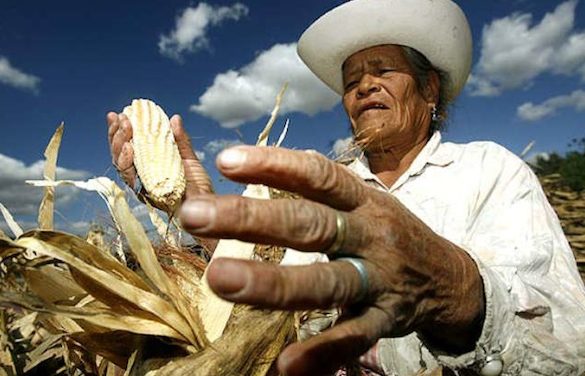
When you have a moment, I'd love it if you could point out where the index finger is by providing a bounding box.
[216,146,367,211]
[106,112,119,145]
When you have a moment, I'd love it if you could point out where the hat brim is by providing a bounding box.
[297,0,472,103]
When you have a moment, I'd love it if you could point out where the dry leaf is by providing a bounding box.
[24,265,85,305]
[38,123,64,230]
[12,236,195,344]
[0,203,22,239]
[26,178,207,349]
[0,291,185,341]
[136,309,294,376]
[256,83,287,147]
[0,310,17,376]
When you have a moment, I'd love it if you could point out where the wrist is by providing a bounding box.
[418,245,485,354]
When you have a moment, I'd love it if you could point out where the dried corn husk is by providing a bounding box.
[0,203,22,239]
[145,203,179,247]
[198,84,288,342]
[38,123,63,230]
[133,309,294,376]
[0,88,316,375]
[539,173,585,281]
[13,204,205,349]
[0,310,17,376]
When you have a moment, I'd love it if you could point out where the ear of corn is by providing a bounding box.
[123,99,185,215]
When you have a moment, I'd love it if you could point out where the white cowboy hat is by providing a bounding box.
[297,0,472,103]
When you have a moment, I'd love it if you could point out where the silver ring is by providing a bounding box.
[326,211,347,253]
[337,257,368,302]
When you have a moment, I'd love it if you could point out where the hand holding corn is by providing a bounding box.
[106,101,213,211]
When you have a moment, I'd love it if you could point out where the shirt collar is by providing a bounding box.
[410,131,454,170]
[347,131,454,190]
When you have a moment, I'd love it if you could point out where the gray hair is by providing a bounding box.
[401,46,450,134]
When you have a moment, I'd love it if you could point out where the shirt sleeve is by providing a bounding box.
[419,146,585,375]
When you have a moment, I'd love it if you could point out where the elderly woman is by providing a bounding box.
[107,0,585,375]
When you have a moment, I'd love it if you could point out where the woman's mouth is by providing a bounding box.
[357,102,389,118]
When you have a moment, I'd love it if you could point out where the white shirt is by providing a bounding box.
[345,132,585,375]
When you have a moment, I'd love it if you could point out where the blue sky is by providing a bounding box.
[1,0,584,234]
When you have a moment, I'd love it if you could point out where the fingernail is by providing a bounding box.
[207,259,248,296]
[217,147,247,169]
[180,200,215,229]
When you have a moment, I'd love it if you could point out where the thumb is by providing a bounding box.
[170,114,214,195]
[170,114,199,162]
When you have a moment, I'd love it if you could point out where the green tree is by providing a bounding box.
[533,152,563,176]
[532,137,585,191]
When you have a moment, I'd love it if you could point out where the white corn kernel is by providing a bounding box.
[123,99,186,214]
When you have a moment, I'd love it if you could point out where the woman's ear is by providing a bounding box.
[423,70,440,104]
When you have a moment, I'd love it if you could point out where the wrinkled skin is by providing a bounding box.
[342,45,440,186]
[106,45,485,375]
[342,45,434,157]
[181,146,484,375]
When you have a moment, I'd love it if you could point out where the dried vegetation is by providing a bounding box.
[0,90,302,375]
[539,174,585,281]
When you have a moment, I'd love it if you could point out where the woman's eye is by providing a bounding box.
[344,81,358,91]
[380,68,395,76]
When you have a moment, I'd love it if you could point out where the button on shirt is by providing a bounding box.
[344,132,585,375]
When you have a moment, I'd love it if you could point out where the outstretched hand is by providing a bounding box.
[106,112,214,198]
[180,146,485,375]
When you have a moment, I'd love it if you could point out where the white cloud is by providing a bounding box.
[524,151,550,166]
[0,219,36,237]
[0,218,98,241]
[195,150,206,162]
[55,220,91,235]
[131,204,150,221]
[468,1,585,96]
[554,32,585,77]
[331,136,361,160]
[204,139,243,154]
[332,137,353,157]
[517,89,585,121]
[0,153,90,216]
[191,43,340,128]
[159,2,249,61]
[466,74,501,97]
[0,57,40,93]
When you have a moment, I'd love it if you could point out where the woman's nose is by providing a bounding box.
[357,74,381,98]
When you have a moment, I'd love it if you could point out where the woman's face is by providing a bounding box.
[342,45,436,153]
